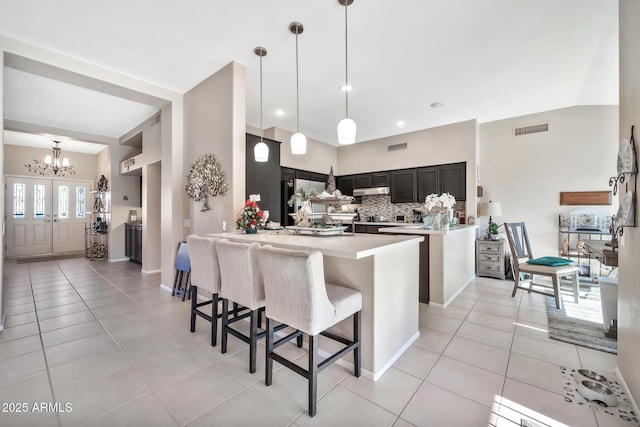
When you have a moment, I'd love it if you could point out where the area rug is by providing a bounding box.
[561,366,638,424]
[545,287,617,354]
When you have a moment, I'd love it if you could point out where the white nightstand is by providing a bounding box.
[476,239,506,280]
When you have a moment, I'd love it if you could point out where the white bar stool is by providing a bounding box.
[258,245,362,417]
[216,240,291,373]
[186,235,224,347]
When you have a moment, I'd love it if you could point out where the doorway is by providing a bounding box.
[5,176,91,257]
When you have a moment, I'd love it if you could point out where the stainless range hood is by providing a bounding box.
[352,187,390,196]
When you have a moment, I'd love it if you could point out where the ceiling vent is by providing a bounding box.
[514,122,549,136]
[388,142,408,152]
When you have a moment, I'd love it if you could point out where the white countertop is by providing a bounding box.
[208,230,423,259]
[354,221,411,226]
[378,224,478,235]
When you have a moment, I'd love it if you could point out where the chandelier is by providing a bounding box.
[25,140,76,176]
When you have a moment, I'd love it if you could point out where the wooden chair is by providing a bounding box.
[504,222,580,308]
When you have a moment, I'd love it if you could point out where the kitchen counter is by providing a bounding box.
[378,224,476,235]
[208,230,421,381]
[379,224,477,307]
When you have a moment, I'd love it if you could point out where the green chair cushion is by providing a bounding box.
[527,256,575,266]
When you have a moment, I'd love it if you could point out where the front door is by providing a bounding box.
[5,177,53,257]
[5,176,90,257]
[52,180,89,253]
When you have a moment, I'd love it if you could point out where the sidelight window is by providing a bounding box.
[76,187,86,219]
[12,183,26,219]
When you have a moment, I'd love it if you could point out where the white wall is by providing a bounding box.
[618,0,640,410]
[479,106,618,256]
[264,127,338,174]
[184,62,246,236]
[143,163,161,272]
[0,59,4,329]
[338,120,478,219]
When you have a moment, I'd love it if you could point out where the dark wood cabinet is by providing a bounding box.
[295,170,311,180]
[390,169,417,203]
[281,167,295,180]
[372,172,390,187]
[338,161,465,203]
[125,223,142,264]
[354,224,381,234]
[337,175,356,196]
[440,162,466,201]
[355,174,372,188]
[310,172,328,184]
[417,166,440,200]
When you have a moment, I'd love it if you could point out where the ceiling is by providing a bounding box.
[0,0,619,148]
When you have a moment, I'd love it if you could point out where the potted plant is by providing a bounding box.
[236,200,265,233]
[488,222,502,240]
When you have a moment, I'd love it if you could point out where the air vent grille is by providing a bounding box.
[388,142,408,152]
[514,123,548,136]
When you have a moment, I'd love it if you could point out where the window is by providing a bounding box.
[34,184,46,219]
[76,187,86,219]
[12,183,25,219]
[58,186,69,219]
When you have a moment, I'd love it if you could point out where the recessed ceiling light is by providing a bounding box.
[396,121,406,128]
[430,102,443,108]
[275,109,285,116]
[340,84,352,92]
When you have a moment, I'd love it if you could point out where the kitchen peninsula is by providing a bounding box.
[208,231,423,381]
[379,224,477,307]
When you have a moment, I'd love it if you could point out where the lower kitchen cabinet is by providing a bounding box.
[125,223,142,264]
[476,239,505,279]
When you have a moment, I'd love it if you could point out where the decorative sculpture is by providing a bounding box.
[185,154,229,211]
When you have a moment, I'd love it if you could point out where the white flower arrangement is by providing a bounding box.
[424,193,456,213]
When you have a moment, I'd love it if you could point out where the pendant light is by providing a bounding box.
[337,0,356,145]
[254,46,269,162]
[289,21,307,155]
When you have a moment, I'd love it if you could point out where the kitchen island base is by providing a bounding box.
[208,231,422,381]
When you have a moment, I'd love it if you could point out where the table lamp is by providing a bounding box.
[478,201,502,239]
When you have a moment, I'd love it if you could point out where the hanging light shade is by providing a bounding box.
[291,132,307,155]
[289,21,307,155]
[254,46,269,163]
[337,0,356,145]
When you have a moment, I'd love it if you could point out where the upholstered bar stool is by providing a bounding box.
[186,235,225,347]
[258,245,362,417]
[216,240,289,373]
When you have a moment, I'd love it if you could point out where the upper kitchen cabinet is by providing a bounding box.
[355,174,372,188]
[310,172,328,184]
[417,162,466,201]
[281,167,295,180]
[337,175,356,196]
[441,162,466,201]
[372,172,390,187]
[418,166,440,200]
[390,169,417,203]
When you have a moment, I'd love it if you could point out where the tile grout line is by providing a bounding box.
[27,264,63,427]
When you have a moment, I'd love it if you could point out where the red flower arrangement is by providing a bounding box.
[236,200,265,231]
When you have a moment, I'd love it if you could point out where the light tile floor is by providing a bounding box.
[0,258,632,427]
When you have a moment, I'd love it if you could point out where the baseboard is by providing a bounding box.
[430,274,475,309]
[109,258,129,263]
[159,284,173,293]
[615,366,640,418]
[141,268,161,275]
[286,329,420,382]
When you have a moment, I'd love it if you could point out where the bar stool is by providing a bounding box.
[258,245,362,417]
[185,235,224,347]
[216,240,290,373]
[171,241,191,301]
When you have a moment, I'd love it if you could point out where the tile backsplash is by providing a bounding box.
[357,195,465,223]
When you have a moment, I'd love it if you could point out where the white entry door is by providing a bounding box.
[5,177,53,257]
[52,180,89,253]
[5,177,90,257]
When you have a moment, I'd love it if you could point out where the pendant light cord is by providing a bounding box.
[259,53,264,142]
[295,31,300,133]
[344,1,349,118]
